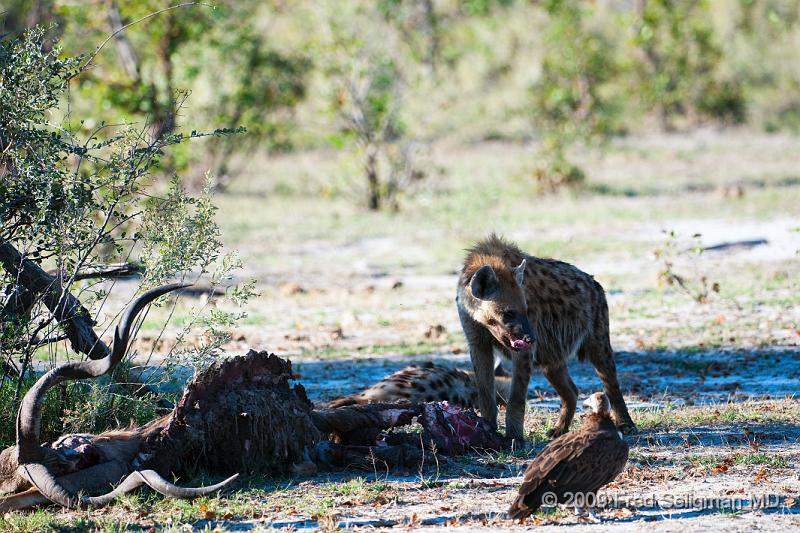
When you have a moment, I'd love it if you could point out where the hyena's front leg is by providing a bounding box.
[469,337,497,429]
[460,313,497,429]
[506,348,532,443]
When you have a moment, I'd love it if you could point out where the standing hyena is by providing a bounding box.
[456,234,636,441]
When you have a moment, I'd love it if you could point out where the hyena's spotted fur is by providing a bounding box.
[456,234,636,441]
[326,362,512,409]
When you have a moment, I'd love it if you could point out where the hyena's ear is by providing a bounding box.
[513,259,527,287]
[470,265,500,300]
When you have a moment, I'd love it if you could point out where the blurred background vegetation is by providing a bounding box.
[3,0,800,205]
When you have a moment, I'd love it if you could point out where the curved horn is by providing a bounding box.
[15,284,188,480]
[19,463,237,509]
[86,470,239,506]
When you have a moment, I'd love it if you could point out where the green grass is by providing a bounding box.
[686,452,788,470]
[730,453,788,467]
[318,477,391,499]
[633,400,800,432]
[0,371,162,449]
[301,339,453,359]
[0,510,67,533]
[0,512,145,533]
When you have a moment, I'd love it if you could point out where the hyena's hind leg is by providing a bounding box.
[541,362,578,438]
[581,338,636,434]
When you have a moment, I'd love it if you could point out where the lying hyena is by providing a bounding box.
[456,234,635,441]
[327,362,512,409]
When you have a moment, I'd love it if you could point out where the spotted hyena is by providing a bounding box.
[456,234,635,441]
[326,362,512,409]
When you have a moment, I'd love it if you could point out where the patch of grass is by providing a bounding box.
[145,480,290,522]
[318,477,391,499]
[532,505,574,521]
[686,452,789,469]
[731,452,788,467]
[0,510,65,533]
[633,399,800,431]
[417,478,446,489]
[292,494,336,518]
[304,339,448,358]
[0,512,140,533]
[519,409,557,444]
[482,445,536,466]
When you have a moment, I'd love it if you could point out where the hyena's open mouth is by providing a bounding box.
[509,334,533,352]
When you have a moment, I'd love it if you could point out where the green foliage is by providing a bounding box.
[0,28,252,439]
[0,27,84,252]
[630,0,745,128]
[47,1,312,185]
[727,0,800,132]
[0,371,162,449]
[7,0,800,201]
[319,1,423,210]
[139,176,222,286]
[202,36,311,184]
[530,0,622,192]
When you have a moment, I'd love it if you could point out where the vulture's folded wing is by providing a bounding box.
[508,429,628,519]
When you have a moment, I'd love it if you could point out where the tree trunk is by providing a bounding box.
[107,0,141,82]
[0,240,108,359]
[421,0,440,74]
[366,147,380,210]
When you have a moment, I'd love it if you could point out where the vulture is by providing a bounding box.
[507,392,628,521]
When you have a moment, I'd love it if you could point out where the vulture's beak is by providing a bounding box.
[582,397,593,411]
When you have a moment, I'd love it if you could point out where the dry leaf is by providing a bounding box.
[711,464,729,475]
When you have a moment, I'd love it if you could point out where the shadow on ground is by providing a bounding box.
[291,347,800,406]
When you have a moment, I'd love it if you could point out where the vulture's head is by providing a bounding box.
[582,392,611,416]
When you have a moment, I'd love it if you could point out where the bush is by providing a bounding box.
[529,0,622,193]
[0,27,253,441]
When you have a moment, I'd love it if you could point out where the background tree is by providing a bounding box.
[630,0,745,130]
[529,0,623,193]
[3,0,800,201]
[319,2,413,211]
[50,1,311,187]
[194,9,311,190]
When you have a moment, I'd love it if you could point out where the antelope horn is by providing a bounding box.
[16,283,189,463]
[14,284,190,508]
[18,462,238,509]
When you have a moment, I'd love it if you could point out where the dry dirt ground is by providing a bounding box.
[8,132,800,531]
